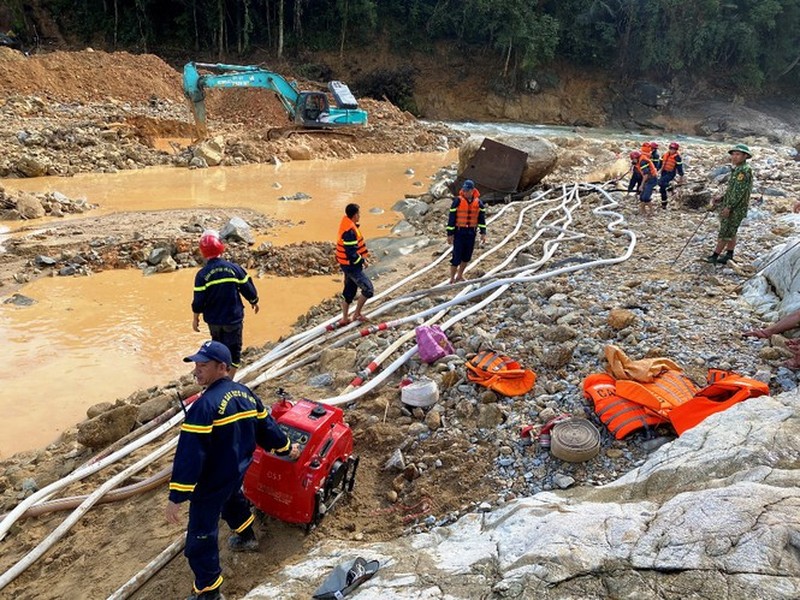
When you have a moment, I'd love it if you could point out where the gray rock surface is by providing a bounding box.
[244,392,800,599]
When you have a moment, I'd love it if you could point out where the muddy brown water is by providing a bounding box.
[0,152,454,457]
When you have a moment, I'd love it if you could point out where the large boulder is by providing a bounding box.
[693,102,797,145]
[242,391,800,599]
[15,194,46,219]
[76,404,139,449]
[458,136,558,191]
[193,136,224,167]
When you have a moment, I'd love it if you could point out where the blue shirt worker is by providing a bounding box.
[627,151,642,194]
[658,141,685,209]
[192,230,259,380]
[335,203,374,325]
[166,340,299,600]
[446,180,486,284]
[635,154,659,216]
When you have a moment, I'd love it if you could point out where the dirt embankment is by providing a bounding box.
[2,46,800,600]
[0,47,463,181]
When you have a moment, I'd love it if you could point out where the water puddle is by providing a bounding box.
[0,151,455,456]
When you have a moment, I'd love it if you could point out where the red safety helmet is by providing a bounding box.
[629,151,641,159]
[199,231,225,259]
[669,141,680,150]
[649,141,659,149]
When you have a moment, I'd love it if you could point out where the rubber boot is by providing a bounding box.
[229,525,259,552]
[717,250,733,265]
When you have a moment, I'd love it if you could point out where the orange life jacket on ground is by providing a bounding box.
[466,350,536,397]
[668,371,769,435]
[587,366,769,437]
[455,191,481,228]
[335,215,368,266]
[615,369,699,421]
[583,373,668,439]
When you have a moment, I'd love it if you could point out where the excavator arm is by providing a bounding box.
[182,62,367,139]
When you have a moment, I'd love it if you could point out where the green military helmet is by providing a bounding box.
[728,143,752,158]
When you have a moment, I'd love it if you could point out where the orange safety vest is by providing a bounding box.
[640,142,652,158]
[583,373,668,440]
[615,369,698,421]
[660,150,681,173]
[466,350,536,397]
[455,191,481,228]
[635,157,657,178]
[669,371,769,435]
[335,216,368,266]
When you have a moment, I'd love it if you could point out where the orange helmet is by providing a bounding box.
[669,141,679,150]
[649,141,659,149]
[199,230,225,259]
[629,151,641,159]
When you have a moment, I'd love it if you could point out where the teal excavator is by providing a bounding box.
[182,62,368,139]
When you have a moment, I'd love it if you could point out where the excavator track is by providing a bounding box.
[266,127,357,141]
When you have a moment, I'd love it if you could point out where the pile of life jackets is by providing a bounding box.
[466,350,536,397]
[584,365,769,439]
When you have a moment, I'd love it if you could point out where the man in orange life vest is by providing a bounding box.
[658,141,685,209]
[446,179,486,284]
[335,203,374,324]
[634,152,659,216]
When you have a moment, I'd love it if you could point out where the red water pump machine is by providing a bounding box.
[243,398,358,529]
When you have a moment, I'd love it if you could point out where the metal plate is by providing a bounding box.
[456,138,528,195]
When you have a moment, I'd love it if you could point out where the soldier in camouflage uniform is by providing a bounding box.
[705,143,754,264]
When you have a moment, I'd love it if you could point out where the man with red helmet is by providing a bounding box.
[633,151,659,216]
[658,141,685,209]
[627,151,643,195]
[191,230,259,379]
[639,141,661,168]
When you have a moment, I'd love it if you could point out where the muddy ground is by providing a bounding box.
[0,48,491,600]
[2,48,800,600]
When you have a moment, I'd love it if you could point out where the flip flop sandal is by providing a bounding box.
[313,557,380,599]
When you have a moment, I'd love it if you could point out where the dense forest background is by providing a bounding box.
[3,0,799,98]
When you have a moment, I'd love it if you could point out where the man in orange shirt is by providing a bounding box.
[335,203,374,324]
[446,180,486,283]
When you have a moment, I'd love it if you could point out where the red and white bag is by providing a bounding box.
[415,325,455,364]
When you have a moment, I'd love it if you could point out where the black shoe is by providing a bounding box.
[661,203,667,210]
[717,253,732,265]
[228,533,259,552]
[187,590,225,600]
[704,253,719,264]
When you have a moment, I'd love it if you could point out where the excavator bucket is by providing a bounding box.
[188,100,208,140]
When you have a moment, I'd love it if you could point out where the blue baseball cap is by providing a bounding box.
[183,340,232,367]
[462,179,475,191]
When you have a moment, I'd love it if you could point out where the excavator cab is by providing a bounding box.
[296,92,330,127]
[182,62,367,140]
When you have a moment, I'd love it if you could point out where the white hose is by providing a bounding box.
[0,437,179,592]
[247,190,566,383]
[237,189,556,379]
[1,182,630,593]
[105,535,186,600]
[0,410,185,542]
[245,190,576,388]
[320,184,635,405]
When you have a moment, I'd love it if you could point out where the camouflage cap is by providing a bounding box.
[728,143,752,158]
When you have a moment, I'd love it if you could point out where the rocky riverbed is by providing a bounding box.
[1,47,800,600]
